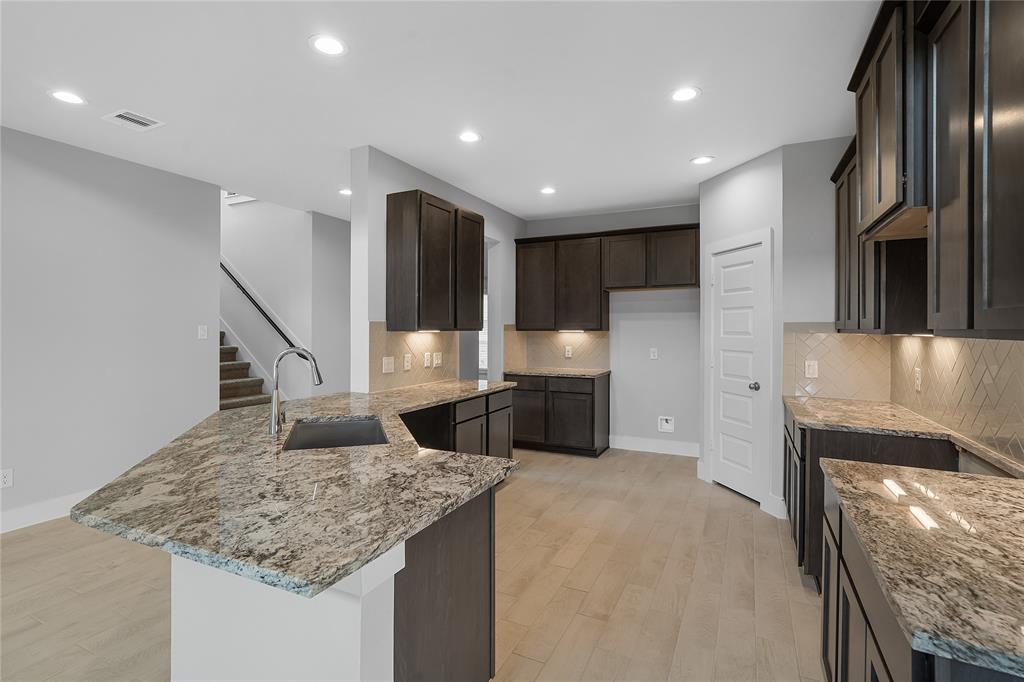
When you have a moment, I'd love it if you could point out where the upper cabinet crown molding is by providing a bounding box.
[386,190,485,331]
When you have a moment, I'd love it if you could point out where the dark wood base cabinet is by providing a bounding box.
[395,487,495,682]
[505,373,609,457]
[400,389,513,459]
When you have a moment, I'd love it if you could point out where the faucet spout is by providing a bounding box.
[269,347,324,435]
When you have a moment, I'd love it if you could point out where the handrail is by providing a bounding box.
[219,261,296,348]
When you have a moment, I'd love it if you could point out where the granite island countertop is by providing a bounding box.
[505,367,611,378]
[71,380,518,598]
[821,459,1024,677]
[784,395,1024,478]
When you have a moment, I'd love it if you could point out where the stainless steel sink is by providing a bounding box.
[282,417,389,450]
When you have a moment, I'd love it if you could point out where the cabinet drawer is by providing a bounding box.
[547,377,593,394]
[504,374,546,391]
[454,397,486,423]
[488,390,513,412]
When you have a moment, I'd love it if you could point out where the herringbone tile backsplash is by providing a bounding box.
[503,325,610,371]
[783,324,891,400]
[368,321,459,392]
[892,336,1024,461]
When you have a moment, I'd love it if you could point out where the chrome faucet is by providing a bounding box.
[270,347,324,435]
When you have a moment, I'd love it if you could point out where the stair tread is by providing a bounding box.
[220,376,263,386]
[220,345,239,352]
[220,360,251,369]
[219,394,272,410]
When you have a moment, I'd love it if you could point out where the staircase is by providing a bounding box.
[219,331,272,410]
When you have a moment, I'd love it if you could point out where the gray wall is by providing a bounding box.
[525,205,703,455]
[311,212,351,396]
[1,128,220,528]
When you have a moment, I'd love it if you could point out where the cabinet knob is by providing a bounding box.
[749,381,761,391]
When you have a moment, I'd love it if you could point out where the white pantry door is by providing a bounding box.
[708,238,770,501]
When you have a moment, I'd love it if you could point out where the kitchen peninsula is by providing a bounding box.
[71,379,518,681]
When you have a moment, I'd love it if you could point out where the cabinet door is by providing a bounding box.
[791,447,804,565]
[822,525,840,682]
[516,242,556,330]
[928,1,973,332]
[873,8,905,223]
[973,0,1024,331]
[555,238,605,330]
[455,209,485,331]
[858,236,879,331]
[547,391,594,449]
[865,634,892,682]
[510,390,545,443]
[487,407,513,459]
[836,171,851,329]
[602,234,646,288]
[455,415,487,456]
[837,568,867,682]
[418,193,457,330]
[647,229,698,287]
[856,70,878,230]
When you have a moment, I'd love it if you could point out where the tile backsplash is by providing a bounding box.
[503,325,609,371]
[892,335,1024,462]
[783,323,891,400]
[368,321,458,392]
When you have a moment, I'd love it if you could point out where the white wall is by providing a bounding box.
[525,203,699,238]
[348,146,527,391]
[1,128,220,529]
[311,212,351,396]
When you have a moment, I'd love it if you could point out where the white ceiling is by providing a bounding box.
[1,1,875,221]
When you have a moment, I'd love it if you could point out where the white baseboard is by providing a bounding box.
[760,494,786,520]
[1,487,96,533]
[608,436,700,458]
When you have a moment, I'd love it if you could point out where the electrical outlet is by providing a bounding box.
[658,416,675,433]
[1,469,12,489]
[403,354,412,371]
[433,352,442,367]
[423,353,431,368]
[197,324,208,340]
[564,345,573,358]
[804,360,818,379]
[382,356,395,374]
[914,367,922,392]
[649,348,659,360]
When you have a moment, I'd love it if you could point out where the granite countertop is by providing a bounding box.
[505,367,611,378]
[72,380,518,598]
[821,459,1024,677]
[784,395,1024,478]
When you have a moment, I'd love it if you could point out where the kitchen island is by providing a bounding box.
[71,379,518,681]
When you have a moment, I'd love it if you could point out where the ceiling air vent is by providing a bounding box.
[102,109,165,131]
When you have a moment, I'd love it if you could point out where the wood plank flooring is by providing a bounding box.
[0,447,821,681]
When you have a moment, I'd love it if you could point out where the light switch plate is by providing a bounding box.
[382,356,395,374]
[564,345,573,358]
[403,354,412,371]
[914,367,922,392]
[649,347,658,360]
[658,416,675,433]
[197,324,208,340]
[0,469,12,489]
[424,353,431,368]
[433,352,442,367]
[804,360,819,379]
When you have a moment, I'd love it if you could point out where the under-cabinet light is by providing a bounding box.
[558,330,585,334]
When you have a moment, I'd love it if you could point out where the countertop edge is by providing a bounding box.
[504,367,611,378]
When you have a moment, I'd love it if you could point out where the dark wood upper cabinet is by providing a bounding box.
[455,209,485,331]
[926,0,973,333]
[386,190,484,331]
[972,0,1024,332]
[834,142,861,331]
[646,228,698,287]
[555,238,606,330]
[515,241,556,330]
[602,234,646,288]
[849,1,928,239]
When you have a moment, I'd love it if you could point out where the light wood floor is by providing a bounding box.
[0,448,821,681]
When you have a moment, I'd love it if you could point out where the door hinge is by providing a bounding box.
[902,171,907,188]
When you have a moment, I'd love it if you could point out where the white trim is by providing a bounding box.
[220,255,309,350]
[609,436,700,458]
[219,318,287,401]
[1,487,96,533]
[760,494,787,520]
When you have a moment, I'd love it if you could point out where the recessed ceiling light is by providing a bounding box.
[51,90,85,105]
[671,86,702,102]
[540,186,556,195]
[310,34,346,56]
[691,155,715,165]
[339,188,352,196]
[459,130,481,143]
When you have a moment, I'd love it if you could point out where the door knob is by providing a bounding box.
[749,381,761,391]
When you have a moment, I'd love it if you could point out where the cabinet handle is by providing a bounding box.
[480,421,485,454]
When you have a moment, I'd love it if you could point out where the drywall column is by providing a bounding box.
[349,147,371,392]
[311,212,352,395]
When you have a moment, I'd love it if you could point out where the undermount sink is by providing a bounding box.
[282,417,389,451]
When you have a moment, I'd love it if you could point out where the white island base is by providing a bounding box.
[170,543,405,681]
